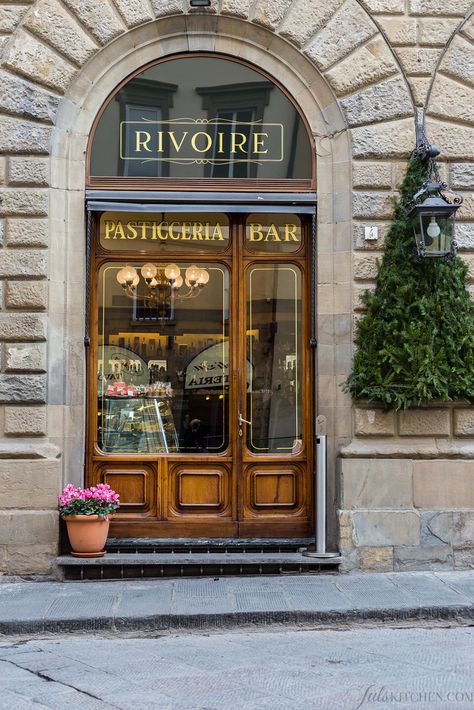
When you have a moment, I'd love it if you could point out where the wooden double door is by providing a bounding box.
[88,211,314,538]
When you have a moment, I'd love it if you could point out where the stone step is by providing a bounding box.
[56,551,342,580]
[105,537,314,553]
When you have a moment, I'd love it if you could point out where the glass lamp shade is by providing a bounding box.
[164,263,181,281]
[185,265,201,285]
[408,187,461,258]
[117,266,138,285]
[172,275,183,289]
[141,263,157,280]
[196,268,210,286]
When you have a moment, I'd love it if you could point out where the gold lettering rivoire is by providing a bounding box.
[103,220,225,242]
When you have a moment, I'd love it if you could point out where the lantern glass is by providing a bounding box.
[416,211,454,256]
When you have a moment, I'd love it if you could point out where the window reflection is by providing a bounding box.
[98,263,229,454]
[246,265,302,454]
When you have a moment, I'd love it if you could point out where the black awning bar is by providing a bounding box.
[85,189,317,206]
[86,201,316,214]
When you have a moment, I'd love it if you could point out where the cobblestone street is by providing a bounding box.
[1,627,474,709]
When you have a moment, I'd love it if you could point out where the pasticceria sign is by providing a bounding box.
[99,213,302,252]
[120,119,284,164]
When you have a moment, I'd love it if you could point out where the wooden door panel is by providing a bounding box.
[242,463,309,520]
[167,463,232,519]
[94,462,157,518]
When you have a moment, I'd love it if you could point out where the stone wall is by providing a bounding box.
[0,0,472,574]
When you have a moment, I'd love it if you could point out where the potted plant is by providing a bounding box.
[58,483,120,558]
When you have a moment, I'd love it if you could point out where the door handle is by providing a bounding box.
[238,412,251,426]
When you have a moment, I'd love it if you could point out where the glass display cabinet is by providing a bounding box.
[100,396,179,454]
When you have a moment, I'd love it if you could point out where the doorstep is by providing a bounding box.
[56,538,342,580]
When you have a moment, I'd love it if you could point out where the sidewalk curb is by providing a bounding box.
[1,604,473,636]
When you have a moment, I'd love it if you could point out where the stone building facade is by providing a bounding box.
[0,0,473,575]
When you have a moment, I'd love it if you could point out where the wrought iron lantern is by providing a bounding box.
[407,180,463,259]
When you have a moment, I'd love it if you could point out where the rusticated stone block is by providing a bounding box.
[0,157,6,186]
[340,76,412,127]
[451,512,474,546]
[429,76,474,126]
[353,253,379,280]
[409,0,472,16]
[0,459,59,506]
[360,546,394,572]
[420,511,450,546]
[0,250,47,278]
[353,285,374,312]
[398,409,451,436]
[450,164,474,190]
[455,224,474,251]
[6,218,49,247]
[353,192,395,219]
[4,406,47,436]
[6,281,48,310]
[0,190,48,217]
[113,0,154,26]
[0,116,50,155]
[24,0,98,65]
[8,158,49,187]
[360,0,404,11]
[0,4,28,32]
[5,343,47,372]
[278,0,344,47]
[354,408,396,436]
[0,374,46,403]
[397,47,440,76]
[0,313,47,341]
[252,0,292,29]
[352,119,415,159]
[453,546,474,570]
[414,461,474,508]
[62,0,125,44]
[2,543,57,574]
[417,18,459,46]
[353,221,389,249]
[0,510,57,545]
[220,0,251,18]
[338,510,355,554]
[150,0,185,15]
[353,163,392,190]
[454,409,474,436]
[378,18,417,46]
[394,545,453,571]
[352,511,420,546]
[325,37,398,97]
[438,36,474,89]
[0,71,59,124]
[425,121,474,161]
[305,0,376,72]
[341,459,413,509]
[0,219,4,246]
[461,255,474,281]
[408,77,431,107]
[4,29,77,93]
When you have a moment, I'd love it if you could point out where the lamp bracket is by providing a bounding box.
[415,108,440,162]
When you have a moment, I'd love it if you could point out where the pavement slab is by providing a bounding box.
[0,571,473,636]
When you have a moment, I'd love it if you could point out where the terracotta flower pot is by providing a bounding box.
[63,514,110,558]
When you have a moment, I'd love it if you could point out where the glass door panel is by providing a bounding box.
[97,262,229,454]
[246,264,302,454]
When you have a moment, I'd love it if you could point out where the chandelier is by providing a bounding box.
[116,263,210,303]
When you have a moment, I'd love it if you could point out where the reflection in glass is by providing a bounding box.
[98,263,229,454]
[90,56,312,180]
[246,265,302,454]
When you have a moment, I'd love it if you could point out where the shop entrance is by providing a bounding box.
[88,211,313,538]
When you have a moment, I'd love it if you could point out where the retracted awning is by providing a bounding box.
[85,190,317,214]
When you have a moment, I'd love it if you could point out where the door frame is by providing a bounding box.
[85,199,317,538]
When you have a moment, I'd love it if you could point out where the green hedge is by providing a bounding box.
[343,156,474,410]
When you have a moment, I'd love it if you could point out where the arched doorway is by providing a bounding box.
[85,53,317,538]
